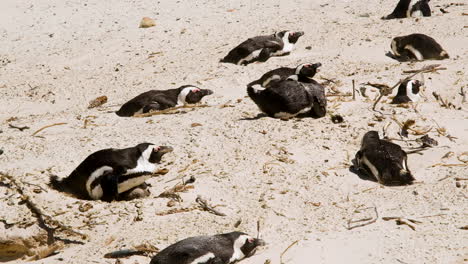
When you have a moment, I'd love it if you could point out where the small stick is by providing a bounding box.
[9,124,30,131]
[347,207,378,230]
[134,104,209,117]
[32,123,67,137]
[196,195,226,216]
[459,87,466,103]
[352,80,356,100]
[280,240,299,264]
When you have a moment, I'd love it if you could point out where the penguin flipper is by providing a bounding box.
[100,171,120,202]
[257,48,273,62]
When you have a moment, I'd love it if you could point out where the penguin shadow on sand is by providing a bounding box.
[239,112,268,121]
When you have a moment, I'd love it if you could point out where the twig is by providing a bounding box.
[32,123,67,137]
[196,195,226,216]
[352,80,356,100]
[9,124,30,131]
[155,206,198,216]
[347,206,378,230]
[459,87,466,103]
[0,172,87,243]
[133,104,209,117]
[373,64,445,111]
[280,240,299,264]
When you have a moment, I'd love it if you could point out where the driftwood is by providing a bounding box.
[280,240,299,264]
[32,123,67,137]
[8,124,30,131]
[0,173,87,244]
[196,195,226,216]
[382,216,422,231]
[133,104,210,117]
[373,64,445,111]
[347,206,379,230]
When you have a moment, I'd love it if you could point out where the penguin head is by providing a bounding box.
[391,36,405,57]
[288,31,304,43]
[362,131,380,147]
[397,80,421,102]
[136,143,173,164]
[222,232,266,259]
[295,62,322,78]
[178,85,213,105]
[275,31,304,44]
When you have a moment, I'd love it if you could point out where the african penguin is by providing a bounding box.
[354,131,415,186]
[247,62,322,88]
[247,76,327,119]
[220,31,304,66]
[391,80,422,104]
[382,0,431,19]
[150,232,265,264]
[116,85,213,117]
[390,33,449,61]
[49,143,173,201]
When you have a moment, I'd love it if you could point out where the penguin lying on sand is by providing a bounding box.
[354,131,415,186]
[382,0,431,19]
[247,72,327,119]
[390,33,449,61]
[150,232,265,264]
[220,31,304,65]
[391,80,422,104]
[49,143,173,201]
[116,85,213,117]
[247,63,322,88]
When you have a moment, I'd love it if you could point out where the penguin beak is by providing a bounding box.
[255,239,266,247]
[295,31,304,37]
[203,89,214,95]
[157,146,173,154]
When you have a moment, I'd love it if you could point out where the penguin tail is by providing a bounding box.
[49,175,69,192]
[399,170,415,185]
[440,50,449,59]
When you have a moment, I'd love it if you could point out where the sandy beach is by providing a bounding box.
[0,0,467,263]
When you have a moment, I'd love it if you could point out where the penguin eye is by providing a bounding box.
[247,238,255,243]
[192,88,200,93]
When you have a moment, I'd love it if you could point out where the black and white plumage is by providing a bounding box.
[116,85,213,117]
[49,143,173,201]
[382,0,431,19]
[354,131,415,186]
[220,31,304,66]
[391,80,422,104]
[390,33,449,61]
[247,63,322,88]
[247,74,327,119]
[150,232,265,264]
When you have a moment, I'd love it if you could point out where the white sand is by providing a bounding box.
[0,0,467,263]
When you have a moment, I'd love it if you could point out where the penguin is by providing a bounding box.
[382,0,431,19]
[150,232,265,264]
[220,31,304,65]
[391,80,422,104]
[247,75,327,119]
[247,62,322,88]
[49,143,173,201]
[116,85,213,117]
[354,131,415,186]
[390,33,449,61]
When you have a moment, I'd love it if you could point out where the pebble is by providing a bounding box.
[139,17,156,28]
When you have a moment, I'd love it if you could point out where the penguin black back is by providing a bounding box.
[247,77,326,119]
[116,85,213,117]
[49,143,173,201]
[221,31,304,65]
[383,0,431,19]
[150,232,265,264]
[391,33,449,61]
[355,131,415,186]
[247,63,322,88]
